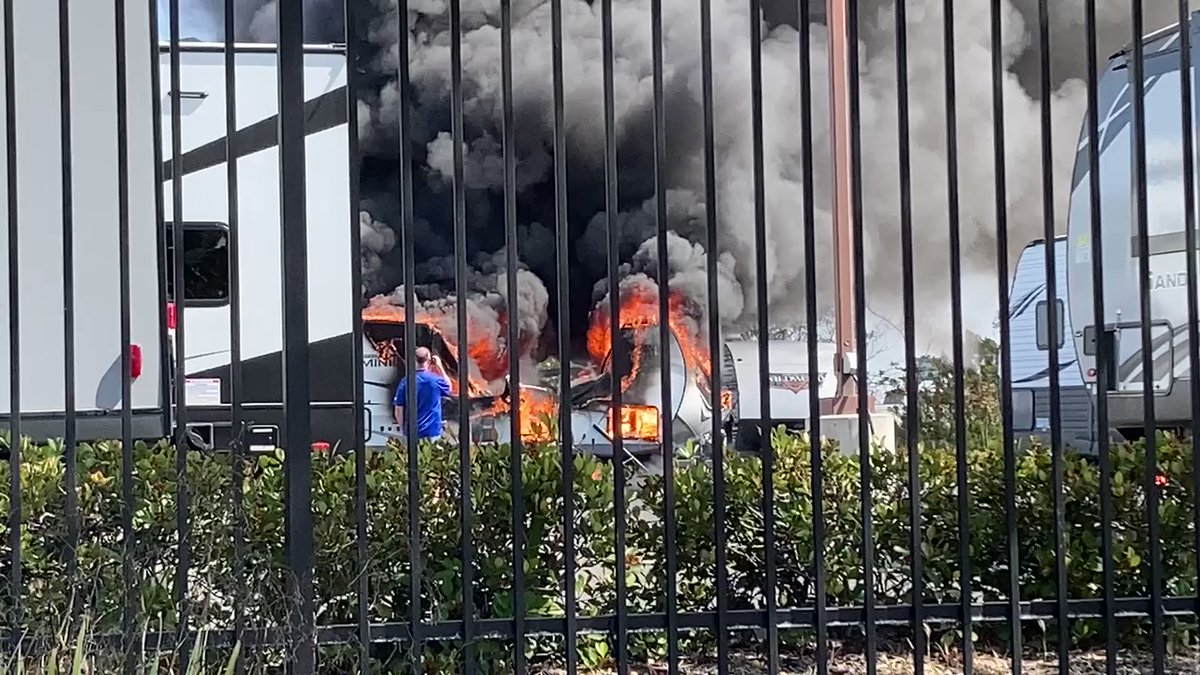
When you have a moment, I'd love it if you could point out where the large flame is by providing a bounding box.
[586,284,713,392]
[363,282,715,444]
[363,298,561,442]
[491,385,558,443]
[362,297,503,397]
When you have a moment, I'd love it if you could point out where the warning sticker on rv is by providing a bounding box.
[769,373,822,393]
[185,378,222,406]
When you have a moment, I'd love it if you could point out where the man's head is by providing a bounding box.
[414,346,432,370]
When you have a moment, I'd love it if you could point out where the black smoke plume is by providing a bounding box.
[188,0,1191,356]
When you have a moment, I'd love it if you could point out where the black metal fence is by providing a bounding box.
[2,0,1199,673]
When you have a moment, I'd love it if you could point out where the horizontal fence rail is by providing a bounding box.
[0,0,1199,674]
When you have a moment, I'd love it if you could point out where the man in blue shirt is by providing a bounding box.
[393,346,453,440]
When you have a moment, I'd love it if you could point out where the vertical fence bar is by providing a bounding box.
[222,3,248,671]
[941,1,972,671]
[989,0,1020,671]
[1128,5,1165,673]
[892,1,924,671]
[114,0,138,669]
[277,0,316,669]
[649,0,675,666]
[3,0,19,654]
[1035,0,1069,667]
[548,0,575,669]
[498,0,526,668]
[146,0,172,553]
[344,0,370,667]
[166,1,193,665]
[747,0,778,667]
[1082,3,1116,674]
[845,0,875,669]
[1179,0,1200,640]
[698,0,728,669]
[448,0,474,669]
[57,0,79,626]
[394,0,421,663]
[599,0,627,667]
[798,0,827,671]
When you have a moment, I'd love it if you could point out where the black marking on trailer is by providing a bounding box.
[1012,359,1079,385]
[1070,32,1179,193]
[185,332,355,404]
[1010,283,1045,320]
[161,85,347,180]
[1116,325,1185,383]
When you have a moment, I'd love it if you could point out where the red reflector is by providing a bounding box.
[129,344,143,379]
[312,441,331,452]
[166,302,177,330]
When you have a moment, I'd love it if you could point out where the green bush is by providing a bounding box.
[0,428,1195,672]
[0,340,1195,672]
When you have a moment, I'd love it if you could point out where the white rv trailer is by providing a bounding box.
[722,339,837,453]
[1008,237,1097,453]
[1065,17,1198,438]
[160,42,355,450]
[0,0,169,442]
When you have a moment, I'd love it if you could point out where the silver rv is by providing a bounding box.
[1065,17,1197,439]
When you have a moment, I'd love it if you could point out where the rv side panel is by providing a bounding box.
[1067,20,1200,435]
[159,46,352,447]
[0,0,165,440]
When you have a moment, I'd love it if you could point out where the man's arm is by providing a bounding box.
[432,356,453,396]
[394,405,404,425]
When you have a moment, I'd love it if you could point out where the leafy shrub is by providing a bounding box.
[0,338,1193,671]
[0,428,1195,672]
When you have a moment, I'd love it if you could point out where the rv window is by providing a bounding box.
[164,222,230,306]
[1035,299,1065,351]
[1011,390,1035,432]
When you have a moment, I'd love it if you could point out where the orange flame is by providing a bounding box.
[362,299,504,397]
[363,298,557,443]
[607,404,660,441]
[586,285,712,392]
[491,386,558,443]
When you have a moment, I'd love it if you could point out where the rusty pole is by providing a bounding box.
[826,0,859,414]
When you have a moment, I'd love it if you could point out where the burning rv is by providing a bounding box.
[361,288,735,457]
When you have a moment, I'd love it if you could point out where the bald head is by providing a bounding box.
[414,346,432,368]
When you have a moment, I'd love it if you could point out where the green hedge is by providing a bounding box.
[0,427,1196,671]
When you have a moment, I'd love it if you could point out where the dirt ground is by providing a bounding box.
[538,649,1200,674]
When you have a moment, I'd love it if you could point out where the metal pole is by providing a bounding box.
[4,0,23,650]
[277,0,315,669]
[826,0,858,413]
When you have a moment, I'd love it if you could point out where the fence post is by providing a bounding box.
[277,0,315,670]
[3,0,22,653]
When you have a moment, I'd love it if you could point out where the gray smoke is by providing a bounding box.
[590,231,743,372]
[360,210,397,295]
[592,229,743,325]
[369,233,551,375]
[190,0,1191,356]
[359,0,1187,354]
